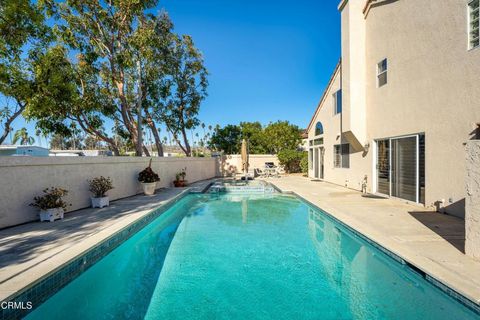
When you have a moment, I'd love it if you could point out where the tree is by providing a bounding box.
[49,133,65,149]
[209,125,241,154]
[278,149,306,173]
[12,127,35,145]
[39,0,161,156]
[208,121,303,155]
[0,0,51,144]
[21,45,119,152]
[84,135,101,150]
[49,132,84,150]
[263,121,302,154]
[300,152,309,175]
[149,25,208,156]
[239,121,266,154]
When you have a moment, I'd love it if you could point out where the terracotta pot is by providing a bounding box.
[173,180,187,187]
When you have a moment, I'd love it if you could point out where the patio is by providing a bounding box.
[265,175,480,305]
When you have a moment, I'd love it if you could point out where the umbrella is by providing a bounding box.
[241,138,249,176]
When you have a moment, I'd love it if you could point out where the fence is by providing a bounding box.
[0,157,218,228]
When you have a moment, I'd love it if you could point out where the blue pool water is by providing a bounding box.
[27,194,479,319]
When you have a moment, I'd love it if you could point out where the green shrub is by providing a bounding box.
[30,187,71,211]
[300,152,308,175]
[88,176,114,198]
[138,159,160,183]
[278,149,306,173]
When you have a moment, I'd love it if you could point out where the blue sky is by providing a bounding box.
[7,0,341,145]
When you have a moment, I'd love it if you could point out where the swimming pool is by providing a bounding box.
[26,193,479,319]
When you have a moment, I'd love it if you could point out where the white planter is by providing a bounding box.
[91,196,110,208]
[39,208,64,222]
[142,182,157,196]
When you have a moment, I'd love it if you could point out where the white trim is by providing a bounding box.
[376,58,388,88]
[372,140,378,194]
[333,90,342,116]
[373,134,424,203]
[468,0,480,50]
[388,138,392,197]
[416,134,420,203]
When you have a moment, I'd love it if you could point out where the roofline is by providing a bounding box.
[338,0,348,11]
[305,60,342,134]
[338,0,373,15]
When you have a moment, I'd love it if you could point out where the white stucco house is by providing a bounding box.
[307,0,480,218]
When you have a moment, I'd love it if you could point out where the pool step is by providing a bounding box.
[208,183,275,194]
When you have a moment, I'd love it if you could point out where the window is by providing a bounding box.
[469,0,479,49]
[309,149,313,168]
[333,90,342,115]
[315,122,324,136]
[334,144,350,168]
[377,58,388,87]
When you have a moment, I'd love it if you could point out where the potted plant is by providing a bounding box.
[173,167,187,187]
[138,159,160,195]
[88,176,114,208]
[30,187,71,222]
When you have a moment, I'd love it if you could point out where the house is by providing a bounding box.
[0,145,50,157]
[306,0,480,218]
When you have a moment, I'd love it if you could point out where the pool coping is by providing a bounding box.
[271,184,480,315]
[0,181,215,320]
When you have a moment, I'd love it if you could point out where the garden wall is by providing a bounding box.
[0,157,219,229]
[220,154,279,176]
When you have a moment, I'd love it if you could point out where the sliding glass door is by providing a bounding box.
[375,135,425,204]
[313,147,324,179]
[376,140,390,195]
[391,136,417,202]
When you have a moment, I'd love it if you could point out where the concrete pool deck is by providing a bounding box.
[265,175,480,306]
[0,180,213,303]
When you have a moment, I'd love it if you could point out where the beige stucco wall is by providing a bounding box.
[364,0,480,217]
[341,0,367,148]
[307,66,370,191]
[466,141,480,260]
[0,157,218,229]
[308,0,480,218]
[221,154,279,176]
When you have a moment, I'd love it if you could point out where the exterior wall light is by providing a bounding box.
[364,142,370,152]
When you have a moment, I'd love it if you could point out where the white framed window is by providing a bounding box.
[308,149,313,169]
[333,90,342,115]
[334,144,350,168]
[469,0,480,49]
[377,58,388,87]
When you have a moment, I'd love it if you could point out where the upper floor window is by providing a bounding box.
[334,144,350,168]
[333,90,342,115]
[377,58,388,87]
[469,0,479,49]
[315,122,324,136]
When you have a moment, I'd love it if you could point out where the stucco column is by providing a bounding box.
[466,141,480,260]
